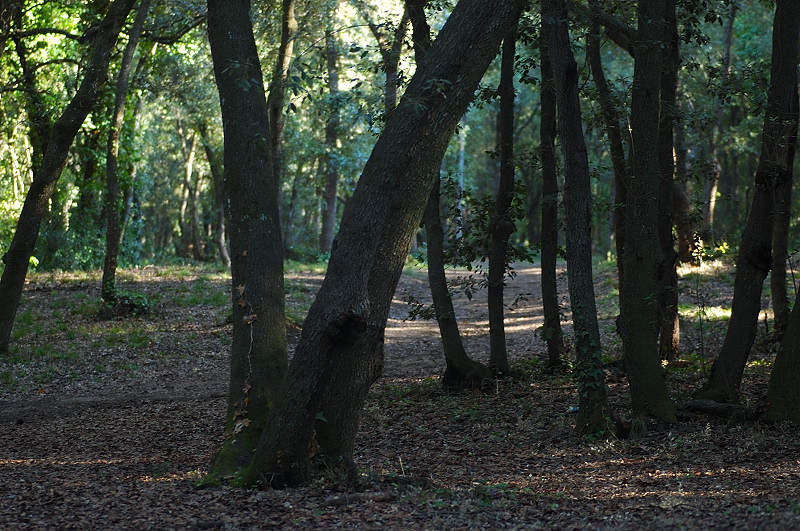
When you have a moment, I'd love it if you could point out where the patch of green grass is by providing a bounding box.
[0,371,17,388]
[34,366,58,384]
[12,308,41,339]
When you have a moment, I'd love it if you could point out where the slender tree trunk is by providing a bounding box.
[657,0,680,362]
[538,11,567,370]
[406,0,490,389]
[487,25,517,377]
[198,121,231,267]
[0,0,137,355]
[319,27,340,255]
[237,0,524,487]
[621,0,677,422]
[771,169,793,340]
[101,0,150,304]
[546,0,617,435]
[702,2,737,238]
[696,0,800,402]
[267,0,298,226]
[586,0,628,296]
[206,0,288,479]
[425,178,492,389]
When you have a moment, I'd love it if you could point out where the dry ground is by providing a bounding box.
[1,260,799,530]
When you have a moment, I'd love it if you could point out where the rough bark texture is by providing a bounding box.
[238,0,524,488]
[319,28,340,255]
[696,0,800,403]
[101,0,150,304]
[657,0,680,362]
[765,294,800,423]
[206,0,288,479]
[0,0,137,355]
[487,26,517,377]
[546,0,616,436]
[538,12,567,370]
[621,0,677,422]
[770,166,793,340]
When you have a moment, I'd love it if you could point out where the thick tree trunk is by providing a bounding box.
[236,0,524,487]
[657,0,680,362]
[319,28,340,255]
[538,13,567,370]
[101,0,150,304]
[621,0,677,422]
[487,25,517,377]
[695,0,800,403]
[206,0,288,479]
[771,173,792,340]
[764,293,800,422]
[546,0,617,435]
[0,0,137,356]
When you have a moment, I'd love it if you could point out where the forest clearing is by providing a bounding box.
[1,260,797,530]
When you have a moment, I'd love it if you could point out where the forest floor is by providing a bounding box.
[1,258,799,530]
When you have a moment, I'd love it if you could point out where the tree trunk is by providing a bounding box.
[198,121,231,268]
[621,0,677,422]
[101,0,150,304]
[206,0,288,479]
[538,11,567,370]
[406,2,490,390]
[546,0,617,435]
[267,0,298,193]
[487,25,517,377]
[764,293,800,422]
[319,27,340,255]
[657,0,680,362]
[771,171,792,340]
[702,1,737,238]
[237,0,524,487]
[586,0,629,298]
[0,0,137,356]
[696,0,800,402]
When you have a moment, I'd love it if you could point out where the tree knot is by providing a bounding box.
[324,310,367,348]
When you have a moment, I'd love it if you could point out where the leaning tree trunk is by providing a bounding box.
[621,0,677,422]
[406,0,490,391]
[236,0,525,488]
[546,0,617,436]
[206,0,288,479]
[486,24,517,377]
[0,0,137,356]
[657,0,680,362]
[101,0,150,305]
[538,14,567,370]
[695,0,800,403]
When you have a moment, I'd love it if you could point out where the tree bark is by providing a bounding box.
[621,0,677,422]
[696,0,800,403]
[237,0,524,488]
[657,0,680,362]
[319,27,340,255]
[538,11,567,370]
[101,0,150,304]
[771,166,793,340]
[765,292,800,422]
[546,0,617,435]
[206,0,288,479]
[487,25,517,377]
[0,0,137,355]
